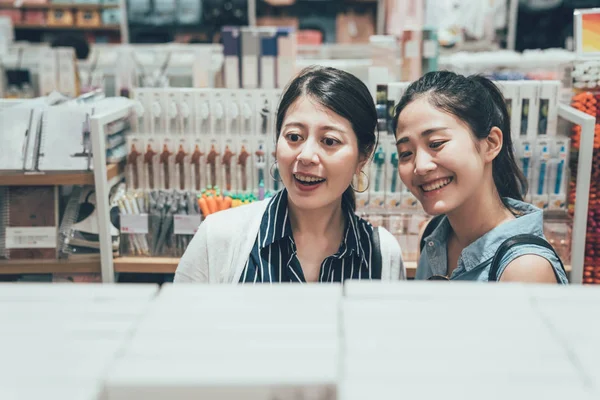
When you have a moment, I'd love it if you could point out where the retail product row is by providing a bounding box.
[2,281,600,399]
[0,77,595,283]
[4,31,596,105]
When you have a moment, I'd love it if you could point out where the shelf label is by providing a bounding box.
[423,40,437,58]
[404,40,419,59]
[120,214,149,234]
[5,227,57,249]
[174,215,202,235]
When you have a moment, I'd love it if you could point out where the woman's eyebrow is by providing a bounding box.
[396,127,448,145]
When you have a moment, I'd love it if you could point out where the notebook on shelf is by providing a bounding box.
[0,107,34,171]
[37,107,92,172]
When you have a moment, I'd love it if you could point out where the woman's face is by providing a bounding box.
[276,96,364,211]
[395,97,487,216]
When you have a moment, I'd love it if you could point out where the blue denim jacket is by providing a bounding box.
[416,198,568,283]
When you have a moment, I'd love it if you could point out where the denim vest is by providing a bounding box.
[416,198,568,283]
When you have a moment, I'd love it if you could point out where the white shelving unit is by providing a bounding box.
[90,103,135,283]
[558,103,595,285]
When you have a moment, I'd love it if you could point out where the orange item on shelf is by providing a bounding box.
[297,30,323,45]
[47,9,74,26]
[23,10,46,24]
[0,10,22,24]
[76,10,100,27]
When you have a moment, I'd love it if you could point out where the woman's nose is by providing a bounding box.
[297,140,320,165]
[413,149,436,175]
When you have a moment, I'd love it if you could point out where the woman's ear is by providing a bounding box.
[356,153,369,175]
[484,127,503,162]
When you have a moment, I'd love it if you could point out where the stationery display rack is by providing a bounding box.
[0,0,129,42]
[0,97,134,280]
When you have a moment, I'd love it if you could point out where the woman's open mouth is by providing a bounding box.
[294,173,326,186]
[420,177,453,194]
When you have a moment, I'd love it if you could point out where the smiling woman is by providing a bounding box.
[393,71,568,284]
[175,66,405,284]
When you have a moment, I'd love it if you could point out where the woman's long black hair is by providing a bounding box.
[393,71,527,201]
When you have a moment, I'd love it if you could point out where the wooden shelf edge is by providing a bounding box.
[14,24,120,31]
[110,258,570,280]
[112,257,416,276]
[0,3,120,10]
[0,163,122,186]
[114,257,179,274]
[0,259,100,274]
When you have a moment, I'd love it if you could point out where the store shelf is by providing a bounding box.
[0,259,101,275]
[114,257,419,278]
[114,257,179,274]
[14,23,120,32]
[109,258,573,280]
[0,3,119,10]
[0,163,122,186]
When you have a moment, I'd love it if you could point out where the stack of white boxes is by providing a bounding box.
[341,281,600,400]
[531,285,600,391]
[1,282,599,399]
[0,284,158,400]
[104,284,341,400]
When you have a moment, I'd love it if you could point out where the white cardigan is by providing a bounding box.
[175,199,405,283]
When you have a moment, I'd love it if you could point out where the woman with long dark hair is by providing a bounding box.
[176,66,404,283]
[393,71,567,283]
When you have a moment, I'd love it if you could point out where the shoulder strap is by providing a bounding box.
[420,215,445,252]
[371,226,383,279]
[488,234,567,282]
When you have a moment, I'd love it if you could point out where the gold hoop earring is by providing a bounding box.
[269,162,281,182]
[351,170,369,193]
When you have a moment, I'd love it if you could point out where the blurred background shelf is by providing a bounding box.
[0,4,119,10]
[13,24,120,32]
[0,259,101,275]
[0,163,122,186]
[113,257,419,278]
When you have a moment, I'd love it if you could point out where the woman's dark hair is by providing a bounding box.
[276,66,378,211]
[392,71,527,201]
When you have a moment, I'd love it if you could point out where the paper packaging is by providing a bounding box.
[259,27,278,89]
[548,138,569,211]
[39,47,58,96]
[175,90,194,191]
[531,138,550,210]
[237,90,255,194]
[518,81,540,141]
[223,89,240,193]
[254,90,271,194]
[276,27,297,89]
[538,81,560,137]
[222,26,241,89]
[421,27,438,74]
[126,135,145,190]
[192,47,212,88]
[385,83,407,212]
[401,30,422,82]
[207,90,224,190]
[495,80,521,143]
[191,91,211,191]
[241,27,260,89]
[57,47,77,97]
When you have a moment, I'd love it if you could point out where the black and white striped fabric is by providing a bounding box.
[239,189,380,283]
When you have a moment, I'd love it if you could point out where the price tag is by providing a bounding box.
[174,215,202,235]
[5,227,57,249]
[120,214,149,234]
[404,41,419,58]
[423,40,437,58]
